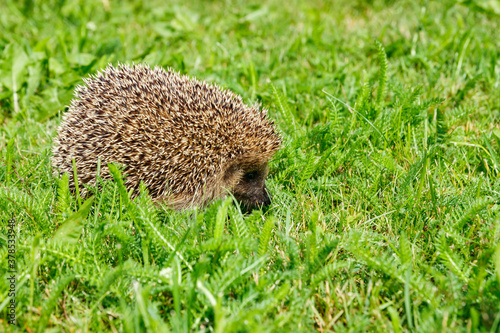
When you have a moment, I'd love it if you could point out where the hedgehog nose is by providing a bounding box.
[262,188,271,207]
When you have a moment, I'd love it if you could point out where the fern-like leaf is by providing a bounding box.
[311,261,347,286]
[435,107,448,144]
[355,74,371,116]
[398,232,412,266]
[300,151,318,182]
[455,197,491,230]
[230,205,249,240]
[376,40,389,107]
[307,239,339,277]
[436,234,469,283]
[326,97,345,133]
[272,84,297,133]
[56,172,71,216]
[258,217,275,257]
[214,196,232,243]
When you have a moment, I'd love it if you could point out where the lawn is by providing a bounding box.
[1,0,500,331]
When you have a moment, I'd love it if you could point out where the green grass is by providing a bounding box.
[1,0,500,331]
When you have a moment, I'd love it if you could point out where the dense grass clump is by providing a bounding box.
[1,0,500,331]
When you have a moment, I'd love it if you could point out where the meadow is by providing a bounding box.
[1,0,500,331]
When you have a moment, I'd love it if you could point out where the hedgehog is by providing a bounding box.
[51,64,281,210]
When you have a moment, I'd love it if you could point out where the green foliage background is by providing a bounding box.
[1,0,500,331]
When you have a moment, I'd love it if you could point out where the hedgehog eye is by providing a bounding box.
[243,171,258,182]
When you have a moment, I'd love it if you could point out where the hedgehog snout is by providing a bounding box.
[260,185,271,207]
[229,164,272,211]
[232,184,271,212]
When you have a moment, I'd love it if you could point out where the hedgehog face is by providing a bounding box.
[224,163,271,211]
